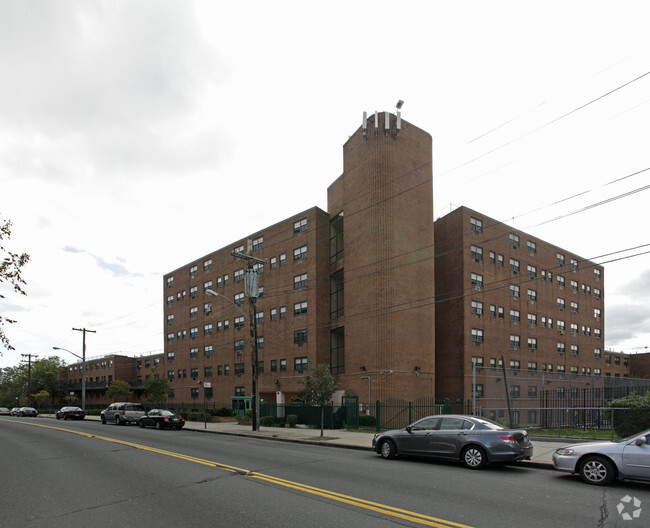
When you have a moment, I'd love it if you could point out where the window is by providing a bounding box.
[190,286,198,298]
[528,362,537,372]
[234,339,245,354]
[489,251,496,264]
[594,348,601,359]
[270,256,277,270]
[527,265,537,279]
[216,276,222,288]
[256,336,264,349]
[190,327,198,339]
[279,253,286,267]
[234,316,245,330]
[204,345,213,358]
[234,292,244,305]
[167,333,174,343]
[510,233,519,249]
[280,359,287,372]
[528,337,537,350]
[235,363,245,376]
[510,284,520,298]
[470,217,483,233]
[190,265,198,279]
[557,342,565,355]
[528,313,537,326]
[471,273,483,290]
[294,273,308,289]
[203,259,212,272]
[203,280,213,292]
[190,306,198,318]
[557,297,565,310]
[280,306,287,319]
[294,357,308,372]
[510,258,520,273]
[557,276,565,288]
[204,302,212,316]
[294,218,307,234]
[498,306,505,319]
[472,356,484,368]
[167,370,175,380]
[510,335,520,349]
[166,276,174,288]
[594,268,602,280]
[166,295,174,305]
[571,258,578,271]
[224,364,230,376]
[270,308,277,321]
[528,386,537,398]
[471,328,484,343]
[570,280,578,292]
[498,254,504,267]
[594,308,601,320]
[204,323,213,335]
[527,240,536,255]
[217,321,223,332]
[594,288,601,300]
[167,314,174,326]
[571,323,578,335]
[252,236,263,251]
[234,269,244,282]
[253,262,263,274]
[294,245,308,261]
[223,274,229,286]
[510,309,520,322]
[594,328,601,340]
[557,252,565,266]
[527,289,537,302]
[167,351,175,362]
[255,311,264,325]
[490,304,496,318]
[271,359,277,372]
[471,301,483,315]
[510,360,520,371]
[471,245,483,261]
[294,301,308,316]
[571,301,579,313]
[294,329,308,345]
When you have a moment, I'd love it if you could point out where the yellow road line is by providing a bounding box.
[7,420,474,528]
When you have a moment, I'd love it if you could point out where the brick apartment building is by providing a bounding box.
[60,112,642,411]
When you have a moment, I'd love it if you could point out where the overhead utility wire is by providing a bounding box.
[436,71,650,180]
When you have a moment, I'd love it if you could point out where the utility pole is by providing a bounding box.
[21,353,38,406]
[233,249,266,431]
[72,327,96,411]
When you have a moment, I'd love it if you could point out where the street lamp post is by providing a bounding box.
[206,287,260,431]
[53,346,86,411]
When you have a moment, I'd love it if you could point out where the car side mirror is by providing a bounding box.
[405,426,412,433]
[635,436,648,446]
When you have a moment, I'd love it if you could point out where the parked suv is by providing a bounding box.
[101,402,146,425]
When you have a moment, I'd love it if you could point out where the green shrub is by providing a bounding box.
[359,415,376,427]
[245,409,253,419]
[606,393,650,437]
[260,416,274,427]
[212,407,235,417]
[286,414,298,427]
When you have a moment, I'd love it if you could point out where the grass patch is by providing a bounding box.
[530,428,616,440]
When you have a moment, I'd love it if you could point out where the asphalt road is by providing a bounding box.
[2,417,650,528]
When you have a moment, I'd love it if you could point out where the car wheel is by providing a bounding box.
[139,420,145,428]
[115,415,122,425]
[175,426,182,430]
[380,439,397,459]
[579,456,616,486]
[156,421,162,430]
[101,415,106,424]
[461,445,487,469]
[56,415,60,420]
[64,415,68,420]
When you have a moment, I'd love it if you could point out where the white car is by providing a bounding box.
[553,430,650,485]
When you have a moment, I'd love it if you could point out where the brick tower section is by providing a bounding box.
[328,111,435,403]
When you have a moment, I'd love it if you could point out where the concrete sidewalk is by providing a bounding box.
[47,414,572,468]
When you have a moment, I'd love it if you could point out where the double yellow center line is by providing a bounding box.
[12,420,474,528]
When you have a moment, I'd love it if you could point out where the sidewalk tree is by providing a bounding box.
[298,364,339,437]
[106,380,133,401]
[0,216,30,352]
[32,390,50,409]
[144,368,174,406]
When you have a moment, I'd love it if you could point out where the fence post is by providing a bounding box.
[375,400,381,433]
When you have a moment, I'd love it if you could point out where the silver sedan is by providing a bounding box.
[372,414,533,469]
[553,430,650,485]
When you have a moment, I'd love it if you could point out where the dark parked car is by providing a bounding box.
[138,409,185,430]
[372,414,533,469]
[553,429,650,485]
[19,407,38,417]
[56,406,85,420]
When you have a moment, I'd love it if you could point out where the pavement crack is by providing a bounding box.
[597,489,608,528]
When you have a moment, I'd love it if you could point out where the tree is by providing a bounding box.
[32,390,50,409]
[298,364,339,437]
[106,380,133,401]
[0,216,30,352]
[144,368,173,406]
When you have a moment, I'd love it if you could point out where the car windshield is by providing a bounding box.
[160,410,174,416]
[620,430,650,443]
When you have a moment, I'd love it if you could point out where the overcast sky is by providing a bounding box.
[1,0,649,370]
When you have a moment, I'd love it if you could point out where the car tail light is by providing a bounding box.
[164,416,169,422]
[497,434,518,446]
